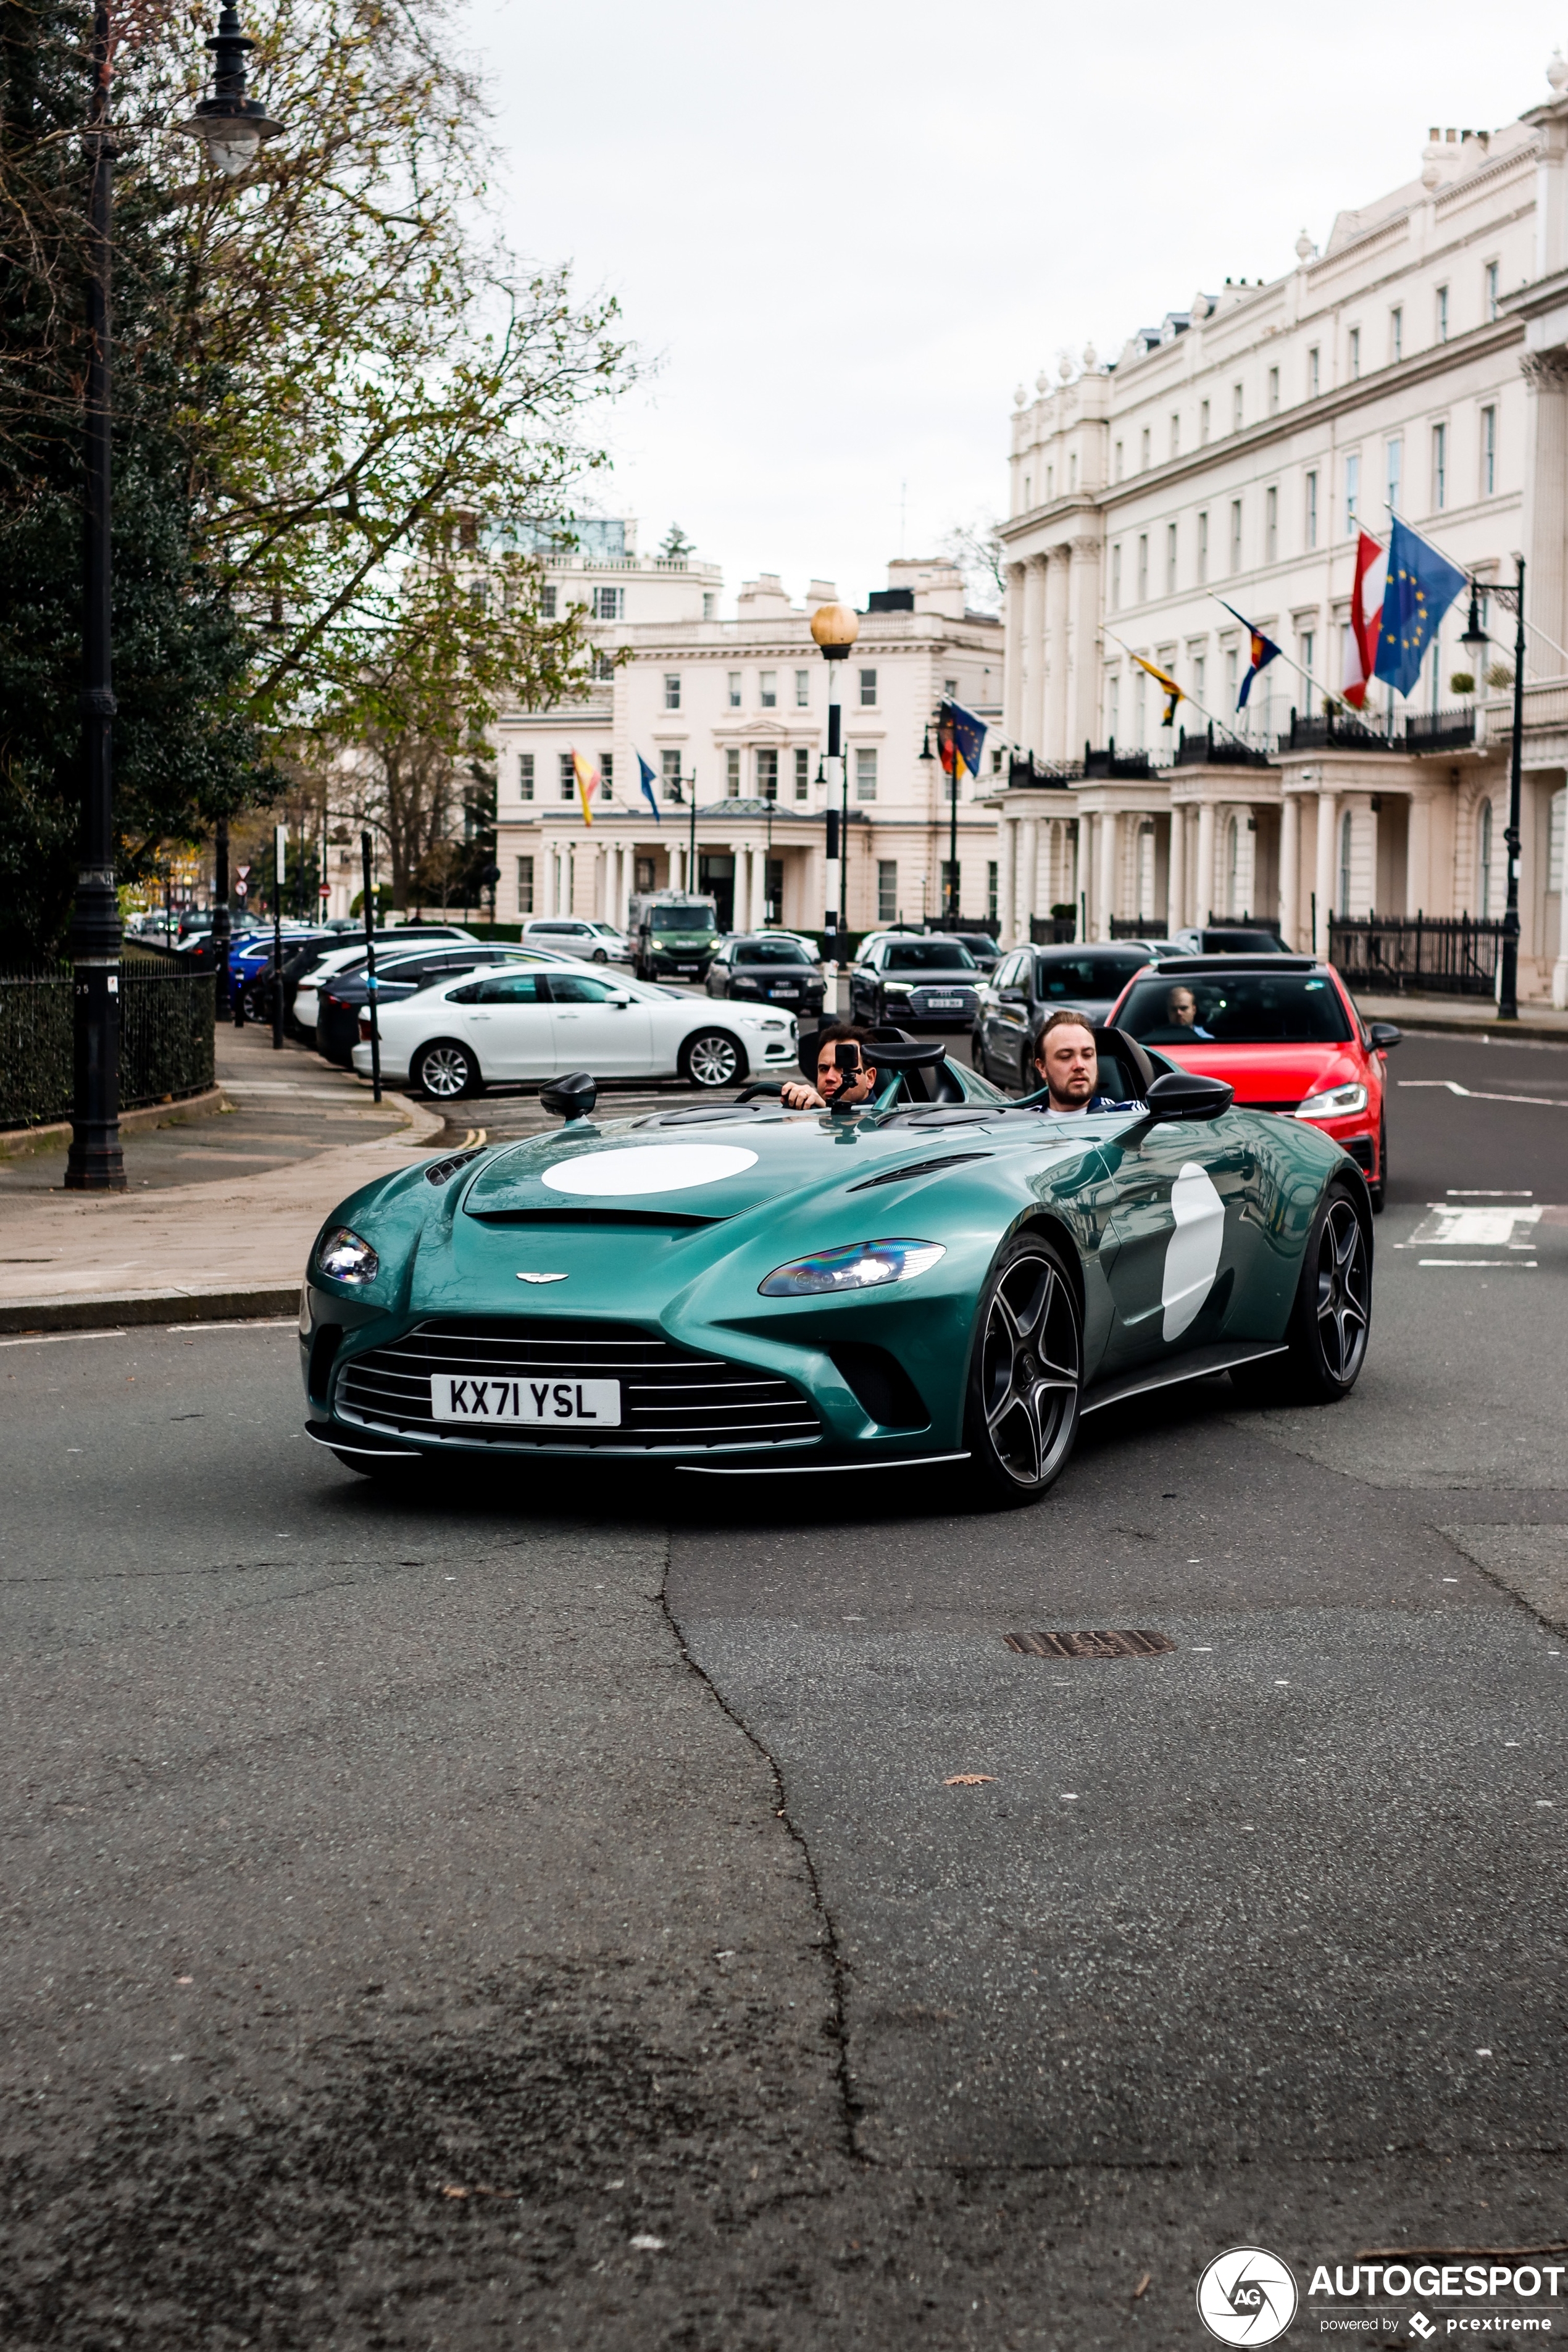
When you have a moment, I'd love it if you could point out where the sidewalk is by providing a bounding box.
[0,1026,448,1332]
[1350,990,1568,1042]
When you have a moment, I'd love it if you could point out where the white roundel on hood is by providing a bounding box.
[1162,1162,1225,1342]
[541,1143,759,1197]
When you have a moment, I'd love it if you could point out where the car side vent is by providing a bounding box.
[425,1148,484,1186]
[308,1322,343,1403]
[848,1151,992,1192]
[827,1343,930,1430]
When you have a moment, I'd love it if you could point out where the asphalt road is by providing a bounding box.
[2,1030,1566,2348]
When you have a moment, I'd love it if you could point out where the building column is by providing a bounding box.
[1044,548,1071,764]
[1406,791,1433,917]
[1020,814,1041,941]
[1555,841,1568,1007]
[1522,350,1568,657]
[1022,556,1048,759]
[1313,788,1338,954]
[1280,792,1301,949]
[1168,801,1187,938]
[1095,809,1117,938]
[1067,535,1101,761]
[750,841,768,930]
[998,817,1017,948]
[1003,564,1026,746]
[1195,800,1216,929]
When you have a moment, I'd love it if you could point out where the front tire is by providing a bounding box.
[1273,1182,1372,1403]
[681,1028,746,1088]
[414,1038,480,1100]
[592,946,608,962]
[964,1233,1082,1506]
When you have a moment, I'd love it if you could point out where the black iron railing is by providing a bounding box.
[1285,709,1401,753]
[1403,707,1477,753]
[1327,912,1504,998]
[1,964,215,1129]
[1028,916,1078,945]
[1082,743,1156,778]
[1109,916,1170,941]
[1009,756,1081,788]
[1174,725,1274,769]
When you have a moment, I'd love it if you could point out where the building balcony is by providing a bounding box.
[1007,756,1082,787]
[1083,743,1159,779]
[1174,725,1274,769]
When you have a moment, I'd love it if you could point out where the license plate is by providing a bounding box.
[431,1374,621,1427]
[924,995,964,1009]
[770,986,798,998]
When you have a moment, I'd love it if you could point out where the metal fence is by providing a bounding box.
[0,964,215,1129]
[1327,912,1504,998]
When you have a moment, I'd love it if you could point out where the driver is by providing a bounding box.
[781,1023,881,1112]
[1028,1010,1146,1116]
[1165,984,1214,1038]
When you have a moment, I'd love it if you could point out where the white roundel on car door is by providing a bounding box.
[1162,1163,1225,1342]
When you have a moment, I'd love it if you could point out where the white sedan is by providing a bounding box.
[520,916,632,962]
[351,964,798,1098]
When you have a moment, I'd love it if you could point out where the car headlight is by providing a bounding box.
[881,980,914,995]
[759,1236,945,1297]
[315,1225,379,1283]
[1295,1082,1368,1120]
[732,977,759,991]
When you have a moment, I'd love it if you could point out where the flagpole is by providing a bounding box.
[1099,625,1251,750]
[1207,594,1345,717]
[1382,503,1568,677]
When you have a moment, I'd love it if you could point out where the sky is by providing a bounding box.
[464,1,1566,614]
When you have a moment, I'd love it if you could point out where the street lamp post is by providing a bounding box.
[1461,564,1527,1019]
[811,601,858,972]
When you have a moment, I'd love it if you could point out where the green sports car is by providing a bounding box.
[298,1030,1372,1506]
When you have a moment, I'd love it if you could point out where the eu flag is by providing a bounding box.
[1374,517,1467,697]
[940,699,988,783]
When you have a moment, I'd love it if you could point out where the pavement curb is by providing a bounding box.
[0,1284,301,1336]
[0,1085,228,1160]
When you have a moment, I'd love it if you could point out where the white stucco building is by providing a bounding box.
[493,535,1004,938]
[989,62,1568,1000]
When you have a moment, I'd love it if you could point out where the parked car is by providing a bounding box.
[947,931,1003,974]
[971,943,1164,1090]
[1170,925,1286,956]
[520,917,632,962]
[352,964,796,1098]
[1108,953,1399,1209]
[291,925,478,1035]
[315,944,572,1067]
[848,934,984,1030]
[706,935,826,1020]
[628,891,722,982]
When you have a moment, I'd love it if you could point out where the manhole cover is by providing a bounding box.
[1004,1629,1175,1659]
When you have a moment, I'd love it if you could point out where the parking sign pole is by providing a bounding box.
[361,830,382,1103]
[272,821,285,1049]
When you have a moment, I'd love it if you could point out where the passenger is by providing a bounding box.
[1165,984,1214,1038]
[1027,1010,1146,1116]
[781,1023,882,1112]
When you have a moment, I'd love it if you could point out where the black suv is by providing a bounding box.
[848,935,983,1030]
[973,944,1162,1090]
[706,935,825,1019]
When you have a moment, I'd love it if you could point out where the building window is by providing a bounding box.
[1345,452,1360,536]
[986,860,998,922]
[591,584,622,620]
[794,669,811,708]
[1114,440,1124,480]
[1197,510,1208,583]
[662,672,681,711]
[1199,398,1211,444]
[1166,521,1177,594]
[516,856,534,914]
[540,585,557,619]
[1307,346,1320,398]
[1549,786,1565,895]
[759,669,777,709]
[859,668,877,707]
[855,748,877,801]
[1107,672,1120,741]
[1482,404,1496,496]
[1305,469,1318,549]
[635,855,656,891]
[877,860,898,924]
[1193,652,1206,703]
[1390,306,1403,363]
[518,752,535,802]
[1022,472,1032,508]
[599,752,614,799]
[1299,630,1314,686]
[1432,422,1447,509]
[1265,485,1278,563]
[1485,261,1499,322]
[1137,535,1149,600]
[661,748,683,801]
[1132,667,1146,749]
[1111,543,1122,608]
[1225,646,1238,708]
[727,670,741,709]
[1437,285,1449,343]
[1140,426,1151,469]
[1046,464,1054,500]
[702,592,717,620]
[794,747,810,802]
[590,647,615,681]
[1229,499,1242,573]
[1069,452,1078,492]
[1170,412,1180,458]
[756,748,778,801]
[1267,365,1280,415]
[1348,327,1362,378]
[1338,810,1353,916]
[1386,435,1402,516]
[559,754,575,802]
[1232,382,1243,431]
[725,749,740,798]
[944,677,958,696]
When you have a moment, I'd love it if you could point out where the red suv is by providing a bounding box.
[1106,954,1400,1208]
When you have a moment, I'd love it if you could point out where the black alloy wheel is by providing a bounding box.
[682,1029,745,1088]
[1268,1182,1371,1402]
[414,1038,480,1100]
[593,947,608,962]
[964,1233,1083,1506]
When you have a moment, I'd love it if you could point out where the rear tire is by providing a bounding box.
[414,1038,480,1100]
[681,1028,746,1088]
[1269,1181,1372,1403]
[963,1233,1082,1507]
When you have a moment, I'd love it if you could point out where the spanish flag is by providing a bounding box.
[571,748,599,826]
[1131,654,1183,728]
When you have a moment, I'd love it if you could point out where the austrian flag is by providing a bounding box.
[1341,532,1387,709]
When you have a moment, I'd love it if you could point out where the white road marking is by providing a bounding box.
[1417,1259,1538,1268]
[1409,1204,1544,1248]
[1400,1080,1568,1107]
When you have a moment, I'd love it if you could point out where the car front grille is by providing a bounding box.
[334,1318,822,1452]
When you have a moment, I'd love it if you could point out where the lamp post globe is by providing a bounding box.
[809,601,859,657]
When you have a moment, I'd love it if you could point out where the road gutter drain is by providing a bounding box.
[1004,1629,1175,1659]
